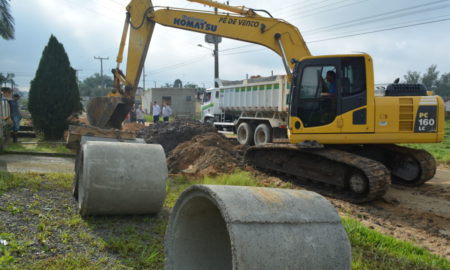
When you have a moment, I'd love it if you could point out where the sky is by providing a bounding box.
[1,0,450,92]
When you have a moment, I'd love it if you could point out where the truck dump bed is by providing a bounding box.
[220,75,290,112]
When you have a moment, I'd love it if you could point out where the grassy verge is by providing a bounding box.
[4,142,72,154]
[144,115,176,123]
[343,217,449,270]
[403,119,450,166]
[0,171,448,269]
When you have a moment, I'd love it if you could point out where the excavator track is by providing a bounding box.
[245,144,390,203]
[343,144,436,186]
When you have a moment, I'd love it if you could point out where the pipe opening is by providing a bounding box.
[171,196,232,270]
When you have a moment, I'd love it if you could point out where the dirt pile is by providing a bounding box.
[141,119,217,153]
[122,122,146,133]
[167,132,247,177]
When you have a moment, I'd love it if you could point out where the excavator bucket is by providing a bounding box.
[86,96,133,129]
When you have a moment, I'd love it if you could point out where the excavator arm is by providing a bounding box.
[88,0,311,129]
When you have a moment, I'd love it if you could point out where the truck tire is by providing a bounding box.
[204,117,214,126]
[237,122,254,145]
[254,123,272,145]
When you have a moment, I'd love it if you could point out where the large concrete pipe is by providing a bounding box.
[76,140,167,216]
[165,185,351,270]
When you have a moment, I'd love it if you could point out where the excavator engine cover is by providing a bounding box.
[86,96,133,129]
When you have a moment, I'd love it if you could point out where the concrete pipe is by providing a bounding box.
[77,140,167,216]
[165,185,351,270]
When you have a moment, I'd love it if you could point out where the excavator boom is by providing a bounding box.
[87,0,311,128]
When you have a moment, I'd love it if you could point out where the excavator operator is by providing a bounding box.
[321,71,337,97]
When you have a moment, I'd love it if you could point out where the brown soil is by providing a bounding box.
[142,119,216,153]
[118,120,450,259]
[160,125,450,259]
[122,122,146,132]
[255,168,450,259]
[167,132,247,177]
[328,170,450,259]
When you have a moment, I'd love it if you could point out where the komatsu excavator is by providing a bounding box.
[86,0,445,203]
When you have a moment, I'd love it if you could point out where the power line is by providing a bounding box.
[303,0,450,35]
[221,48,267,56]
[307,13,450,39]
[148,54,210,75]
[308,16,450,43]
[281,0,369,21]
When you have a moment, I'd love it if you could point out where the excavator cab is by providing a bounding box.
[290,55,370,137]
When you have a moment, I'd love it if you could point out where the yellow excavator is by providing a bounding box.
[86,0,445,203]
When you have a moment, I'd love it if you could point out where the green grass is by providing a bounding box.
[0,171,72,195]
[0,171,449,269]
[403,119,450,165]
[344,217,450,270]
[4,142,72,154]
[144,115,176,123]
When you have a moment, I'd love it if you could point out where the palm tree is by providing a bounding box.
[6,72,15,88]
[0,73,6,86]
[0,0,14,40]
[0,72,15,88]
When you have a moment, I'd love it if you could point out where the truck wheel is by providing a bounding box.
[254,123,272,145]
[204,117,214,126]
[237,122,254,145]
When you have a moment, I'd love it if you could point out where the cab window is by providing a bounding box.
[299,65,336,98]
[203,92,211,103]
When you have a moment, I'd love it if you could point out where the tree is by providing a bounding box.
[28,35,82,140]
[421,64,439,90]
[79,73,113,97]
[173,79,183,88]
[435,72,450,97]
[403,71,421,84]
[0,0,14,40]
[0,73,5,86]
[0,72,15,87]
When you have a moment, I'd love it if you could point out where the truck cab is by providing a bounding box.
[201,88,222,124]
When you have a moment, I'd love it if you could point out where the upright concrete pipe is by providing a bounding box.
[165,185,351,270]
[77,140,167,216]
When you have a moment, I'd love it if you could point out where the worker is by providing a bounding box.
[162,102,172,122]
[130,104,137,123]
[9,93,22,143]
[136,105,145,124]
[152,101,161,123]
[322,71,337,97]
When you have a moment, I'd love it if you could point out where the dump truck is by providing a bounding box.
[85,0,445,203]
[201,78,436,145]
[201,75,291,145]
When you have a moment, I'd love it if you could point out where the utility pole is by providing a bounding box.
[94,56,109,88]
[142,66,146,90]
[214,7,219,88]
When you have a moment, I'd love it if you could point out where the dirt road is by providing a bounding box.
[0,154,75,173]
[329,168,450,259]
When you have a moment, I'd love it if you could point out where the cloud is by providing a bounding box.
[2,0,450,91]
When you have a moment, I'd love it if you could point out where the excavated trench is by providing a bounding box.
[132,120,450,259]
